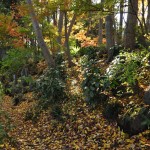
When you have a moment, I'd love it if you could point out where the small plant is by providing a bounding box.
[0,110,14,144]
[70,46,80,57]
[0,82,3,101]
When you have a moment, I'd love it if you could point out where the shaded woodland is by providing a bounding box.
[0,0,150,149]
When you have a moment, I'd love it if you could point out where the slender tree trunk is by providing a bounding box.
[147,0,150,32]
[98,18,103,45]
[57,11,64,47]
[67,14,76,37]
[98,0,104,45]
[26,0,55,68]
[141,0,147,33]
[53,12,57,26]
[105,14,115,62]
[117,0,124,44]
[64,11,73,67]
[124,0,138,49]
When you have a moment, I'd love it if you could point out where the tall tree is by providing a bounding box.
[147,0,150,32]
[117,0,124,44]
[26,0,55,68]
[64,12,76,67]
[105,13,115,62]
[124,0,138,49]
[98,0,104,45]
[57,11,64,49]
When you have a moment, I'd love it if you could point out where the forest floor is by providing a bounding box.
[1,61,150,150]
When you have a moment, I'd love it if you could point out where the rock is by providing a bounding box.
[103,101,123,120]
[144,86,150,105]
[118,105,150,135]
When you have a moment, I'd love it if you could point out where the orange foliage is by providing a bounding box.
[75,30,106,47]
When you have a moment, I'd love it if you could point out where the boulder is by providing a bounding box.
[144,86,150,105]
[118,105,150,135]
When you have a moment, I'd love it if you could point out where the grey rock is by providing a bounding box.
[144,86,150,105]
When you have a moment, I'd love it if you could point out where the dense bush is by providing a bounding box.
[0,48,32,78]
[35,68,67,105]
[106,49,150,95]
[81,57,108,103]
[78,45,106,59]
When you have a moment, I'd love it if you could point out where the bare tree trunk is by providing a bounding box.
[105,14,115,62]
[64,11,73,67]
[124,0,138,49]
[98,18,103,45]
[26,0,55,68]
[57,11,64,48]
[141,0,147,33]
[53,12,57,26]
[67,14,76,37]
[98,0,104,45]
[117,0,124,44]
[147,0,150,32]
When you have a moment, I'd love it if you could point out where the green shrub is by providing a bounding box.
[106,50,148,91]
[0,48,32,78]
[0,82,3,100]
[0,110,13,144]
[78,46,101,59]
[81,58,108,103]
[35,68,66,105]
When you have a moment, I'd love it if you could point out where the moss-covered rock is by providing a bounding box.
[118,103,150,135]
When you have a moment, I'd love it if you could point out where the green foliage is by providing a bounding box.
[106,49,150,93]
[0,110,13,144]
[81,58,107,103]
[35,68,66,105]
[70,46,80,57]
[78,46,100,59]
[0,48,32,77]
[0,82,3,100]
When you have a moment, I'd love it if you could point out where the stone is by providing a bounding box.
[118,106,150,135]
[144,86,150,105]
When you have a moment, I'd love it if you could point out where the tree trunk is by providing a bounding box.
[147,0,150,32]
[98,0,104,45]
[117,0,124,44]
[64,11,73,67]
[57,11,64,48]
[98,18,103,45]
[26,0,55,68]
[105,14,115,62]
[124,0,138,49]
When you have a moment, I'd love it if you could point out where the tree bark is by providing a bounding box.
[147,0,150,32]
[26,0,55,68]
[64,12,76,67]
[64,11,73,67]
[105,14,115,62]
[124,0,138,49]
[98,0,104,45]
[98,18,103,44]
[117,0,124,44]
[57,11,64,48]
